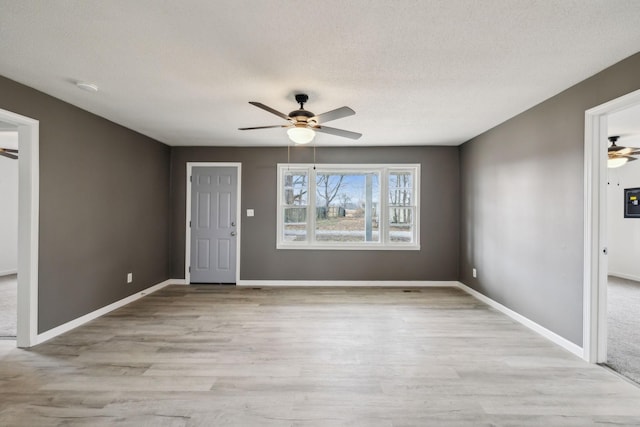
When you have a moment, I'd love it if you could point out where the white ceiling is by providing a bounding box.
[1,1,640,147]
[609,103,640,148]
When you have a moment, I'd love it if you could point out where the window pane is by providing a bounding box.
[315,172,380,243]
[389,172,413,206]
[277,164,419,250]
[283,207,307,242]
[283,172,308,205]
[389,207,413,243]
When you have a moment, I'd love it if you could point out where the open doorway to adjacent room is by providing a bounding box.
[0,121,18,339]
[605,104,640,384]
[0,108,39,349]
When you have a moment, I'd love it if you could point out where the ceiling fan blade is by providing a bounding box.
[608,149,640,159]
[0,151,18,160]
[311,106,355,124]
[248,102,291,121]
[609,153,638,163]
[314,125,362,140]
[0,148,18,153]
[610,146,633,155]
[238,125,289,130]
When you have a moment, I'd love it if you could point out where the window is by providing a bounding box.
[277,164,420,250]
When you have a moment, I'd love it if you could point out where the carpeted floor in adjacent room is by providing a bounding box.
[607,275,640,384]
[0,274,17,338]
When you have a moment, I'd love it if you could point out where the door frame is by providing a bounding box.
[583,88,640,363]
[0,108,39,348]
[185,162,241,284]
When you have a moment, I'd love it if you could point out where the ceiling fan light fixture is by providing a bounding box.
[287,126,315,144]
[608,157,629,168]
[240,95,360,142]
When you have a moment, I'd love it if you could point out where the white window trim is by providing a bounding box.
[277,163,420,250]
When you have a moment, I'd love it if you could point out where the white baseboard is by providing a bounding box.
[169,279,189,285]
[455,282,583,358]
[608,272,640,283]
[0,269,17,277]
[236,280,458,287]
[35,279,178,345]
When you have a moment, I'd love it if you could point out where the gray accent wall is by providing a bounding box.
[170,146,460,281]
[459,52,640,346]
[0,75,171,333]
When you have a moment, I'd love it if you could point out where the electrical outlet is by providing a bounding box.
[472,268,477,278]
[127,273,133,283]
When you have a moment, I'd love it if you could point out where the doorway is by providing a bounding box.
[185,163,241,284]
[0,121,18,338]
[604,104,640,383]
[0,108,39,348]
[584,88,640,364]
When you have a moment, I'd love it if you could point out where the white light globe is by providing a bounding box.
[287,127,315,144]
[608,157,628,168]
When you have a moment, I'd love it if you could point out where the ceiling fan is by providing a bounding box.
[608,135,640,168]
[0,147,18,160]
[239,94,362,144]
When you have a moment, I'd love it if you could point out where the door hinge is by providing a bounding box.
[189,220,191,228]
[190,175,192,182]
[189,266,191,273]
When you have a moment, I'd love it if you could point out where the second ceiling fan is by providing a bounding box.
[608,135,640,168]
[0,147,18,160]
[239,94,362,144]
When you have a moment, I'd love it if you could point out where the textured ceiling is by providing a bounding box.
[1,0,640,147]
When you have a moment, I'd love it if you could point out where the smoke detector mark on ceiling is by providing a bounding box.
[75,82,99,92]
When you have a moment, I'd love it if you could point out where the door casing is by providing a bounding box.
[583,88,640,363]
[185,162,241,284]
[0,108,39,348]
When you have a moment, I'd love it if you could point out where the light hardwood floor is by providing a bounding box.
[1,285,640,426]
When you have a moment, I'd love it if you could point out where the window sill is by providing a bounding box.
[276,243,421,251]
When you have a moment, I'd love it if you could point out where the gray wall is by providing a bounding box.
[0,76,171,333]
[170,146,460,281]
[459,52,640,346]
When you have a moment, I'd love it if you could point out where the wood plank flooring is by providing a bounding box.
[1,285,640,426]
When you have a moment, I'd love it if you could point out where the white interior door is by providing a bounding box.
[190,166,237,283]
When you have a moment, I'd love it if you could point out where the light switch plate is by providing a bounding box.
[127,272,133,283]
[247,209,254,217]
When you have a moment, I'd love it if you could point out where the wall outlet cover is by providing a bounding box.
[127,273,133,283]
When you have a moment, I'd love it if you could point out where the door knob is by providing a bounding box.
[230,231,236,237]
